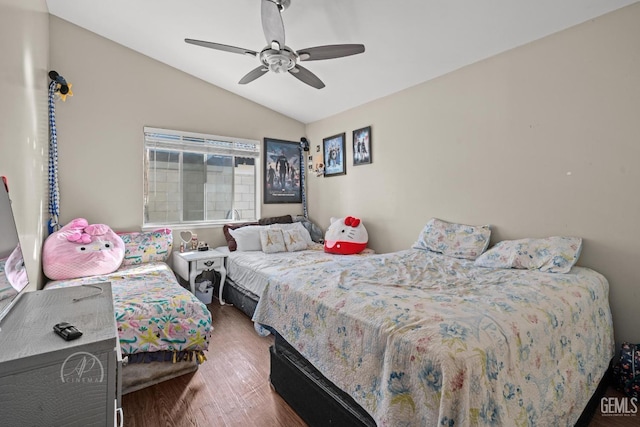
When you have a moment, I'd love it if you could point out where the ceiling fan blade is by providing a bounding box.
[239,66,269,85]
[185,38,257,57]
[289,65,325,89]
[297,44,365,61]
[261,0,285,49]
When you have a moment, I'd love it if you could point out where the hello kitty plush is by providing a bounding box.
[43,218,125,280]
[324,216,368,255]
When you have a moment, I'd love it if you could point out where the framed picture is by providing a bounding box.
[322,133,346,177]
[352,126,372,165]
[263,138,302,204]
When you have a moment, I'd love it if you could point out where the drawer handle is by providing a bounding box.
[204,261,214,267]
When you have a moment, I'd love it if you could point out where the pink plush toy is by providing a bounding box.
[43,218,125,280]
[324,216,368,255]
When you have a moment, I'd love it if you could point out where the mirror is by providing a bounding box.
[0,179,29,321]
[179,230,193,245]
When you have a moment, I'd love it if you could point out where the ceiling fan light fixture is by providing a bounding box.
[273,0,291,12]
[260,48,298,73]
[185,0,364,88]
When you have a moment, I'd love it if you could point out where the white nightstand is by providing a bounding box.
[173,249,228,305]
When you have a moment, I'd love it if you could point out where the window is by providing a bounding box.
[143,127,260,227]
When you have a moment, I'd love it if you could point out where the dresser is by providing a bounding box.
[0,283,122,426]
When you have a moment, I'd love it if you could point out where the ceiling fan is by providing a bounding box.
[185,0,365,89]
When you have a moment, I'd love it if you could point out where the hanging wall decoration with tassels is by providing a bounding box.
[47,70,73,234]
[300,137,309,218]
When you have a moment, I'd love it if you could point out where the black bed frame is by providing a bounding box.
[216,276,260,319]
[220,277,611,427]
[270,332,611,427]
[270,333,376,426]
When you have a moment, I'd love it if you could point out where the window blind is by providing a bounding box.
[143,127,260,158]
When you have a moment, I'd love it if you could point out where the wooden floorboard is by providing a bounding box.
[122,302,307,427]
[123,301,635,426]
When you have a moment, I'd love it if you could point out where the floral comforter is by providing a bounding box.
[46,262,212,356]
[226,243,373,296]
[253,249,614,426]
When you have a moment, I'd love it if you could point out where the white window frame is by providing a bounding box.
[143,127,261,229]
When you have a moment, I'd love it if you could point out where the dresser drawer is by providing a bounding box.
[196,258,222,270]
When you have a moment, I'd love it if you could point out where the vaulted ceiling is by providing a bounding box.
[46,0,637,123]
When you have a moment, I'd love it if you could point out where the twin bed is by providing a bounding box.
[44,229,213,393]
[221,217,615,426]
[219,241,371,320]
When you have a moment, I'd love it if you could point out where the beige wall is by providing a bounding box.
[306,3,640,345]
[45,5,640,345]
[49,16,305,249]
[0,0,49,289]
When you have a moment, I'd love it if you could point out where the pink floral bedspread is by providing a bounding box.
[46,262,212,355]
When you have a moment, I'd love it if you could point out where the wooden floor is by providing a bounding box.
[123,301,635,427]
[122,302,307,427]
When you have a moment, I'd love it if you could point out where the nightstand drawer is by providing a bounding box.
[196,258,222,270]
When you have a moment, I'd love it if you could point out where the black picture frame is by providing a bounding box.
[322,133,346,177]
[352,126,372,166]
[264,138,302,204]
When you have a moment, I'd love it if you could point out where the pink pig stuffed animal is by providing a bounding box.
[43,218,125,280]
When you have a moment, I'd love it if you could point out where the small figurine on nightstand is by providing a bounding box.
[191,234,198,250]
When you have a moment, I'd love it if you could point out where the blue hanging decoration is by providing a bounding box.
[47,71,73,234]
[300,138,309,219]
[48,80,60,234]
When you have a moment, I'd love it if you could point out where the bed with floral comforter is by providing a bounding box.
[46,262,212,361]
[253,248,614,426]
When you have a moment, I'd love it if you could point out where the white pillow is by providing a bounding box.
[228,226,266,251]
[283,229,308,252]
[270,222,313,246]
[260,229,286,253]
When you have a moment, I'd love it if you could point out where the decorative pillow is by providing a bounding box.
[119,228,173,266]
[283,228,308,252]
[260,229,286,253]
[223,222,259,251]
[229,226,266,251]
[223,216,291,251]
[293,215,325,243]
[474,236,582,273]
[270,222,313,246]
[258,215,293,225]
[413,218,491,260]
[43,218,125,280]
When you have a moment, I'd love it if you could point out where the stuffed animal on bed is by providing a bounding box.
[43,218,125,280]
[324,216,368,255]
